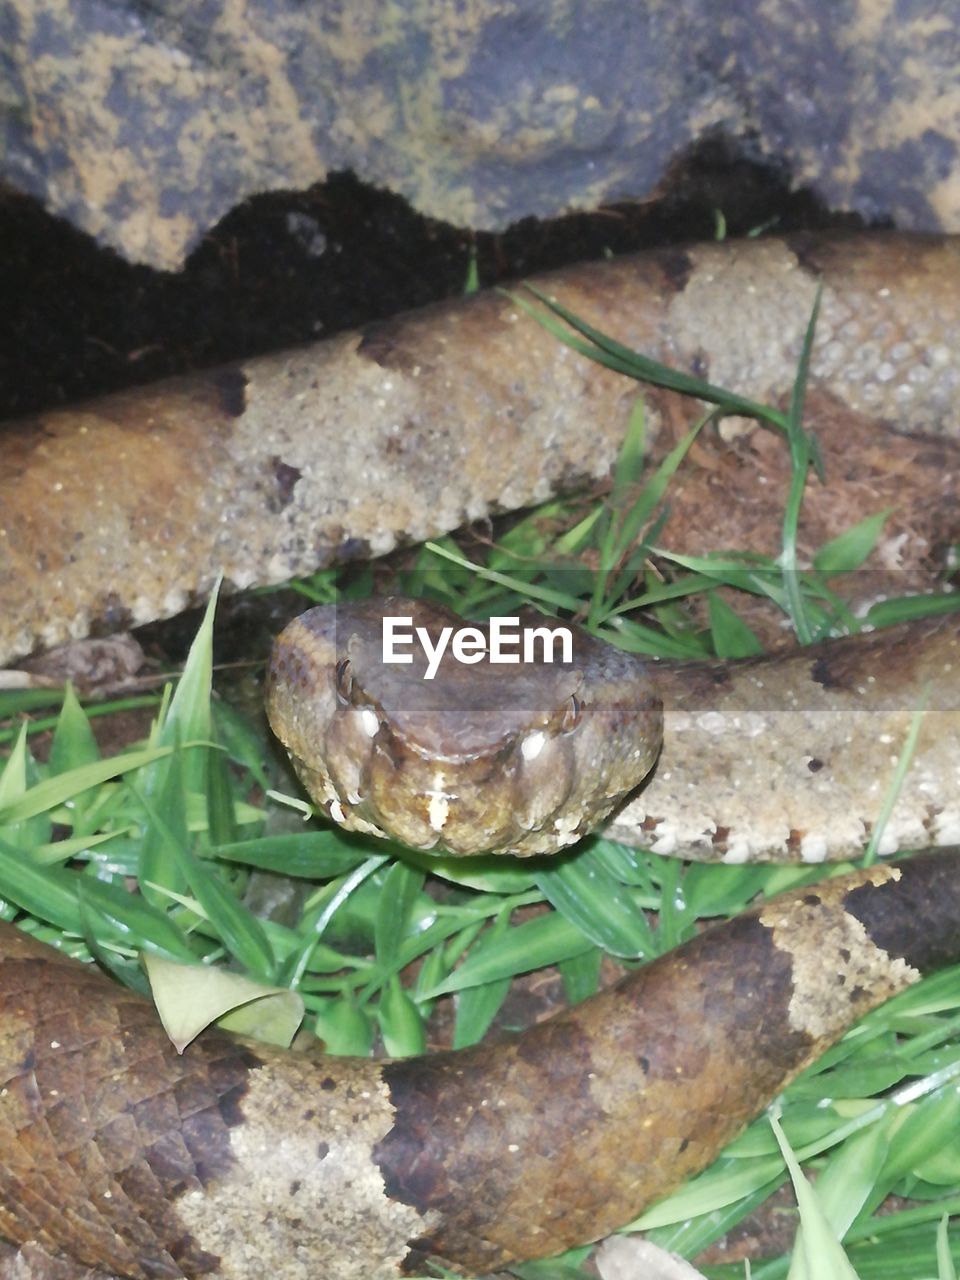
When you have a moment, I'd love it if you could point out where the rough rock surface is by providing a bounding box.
[3,0,959,269]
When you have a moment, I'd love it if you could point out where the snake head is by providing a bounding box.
[265,597,663,856]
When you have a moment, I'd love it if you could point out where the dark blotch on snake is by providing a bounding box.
[212,367,248,417]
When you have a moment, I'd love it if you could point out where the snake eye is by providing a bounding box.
[336,657,353,703]
[561,694,582,734]
[358,706,381,739]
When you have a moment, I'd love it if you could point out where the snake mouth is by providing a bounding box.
[323,709,662,857]
[332,719,580,855]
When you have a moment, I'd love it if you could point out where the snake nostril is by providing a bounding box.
[561,694,582,734]
[335,657,353,704]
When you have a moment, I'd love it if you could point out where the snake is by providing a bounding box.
[265,597,960,864]
[2,233,960,1278]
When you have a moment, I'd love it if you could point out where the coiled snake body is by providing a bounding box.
[266,598,960,865]
[1,234,960,1278]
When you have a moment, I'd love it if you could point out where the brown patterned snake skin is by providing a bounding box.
[2,234,960,1277]
[3,231,960,666]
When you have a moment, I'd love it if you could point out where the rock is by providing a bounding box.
[2,0,959,269]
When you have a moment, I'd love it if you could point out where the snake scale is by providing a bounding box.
[1,233,960,1278]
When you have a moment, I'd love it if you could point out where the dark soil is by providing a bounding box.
[0,138,866,422]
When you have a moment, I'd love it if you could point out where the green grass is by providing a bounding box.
[2,293,960,1279]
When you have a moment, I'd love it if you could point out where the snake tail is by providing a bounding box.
[0,851,958,1279]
